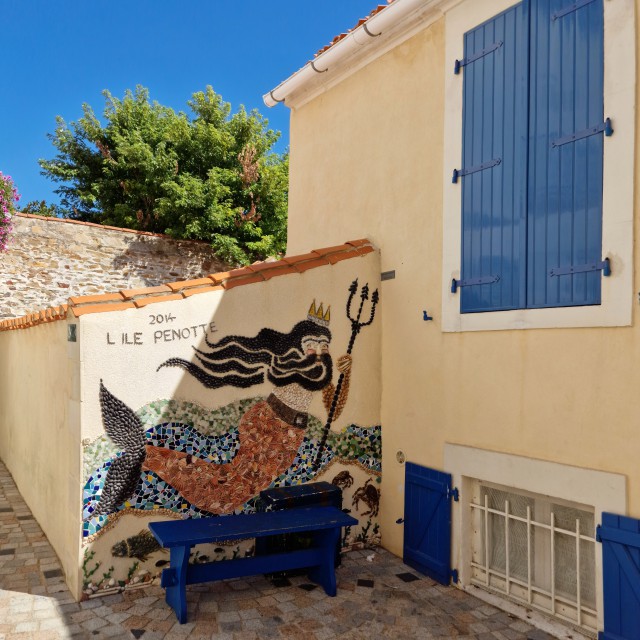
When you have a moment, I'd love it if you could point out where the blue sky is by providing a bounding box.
[1,0,378,205]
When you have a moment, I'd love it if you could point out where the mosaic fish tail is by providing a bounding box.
[89,382,147,519]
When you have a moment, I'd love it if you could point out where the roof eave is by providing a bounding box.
[263,0,453,110]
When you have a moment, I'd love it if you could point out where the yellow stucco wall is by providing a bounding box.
[0,320,82,595]
[287,12,640,560]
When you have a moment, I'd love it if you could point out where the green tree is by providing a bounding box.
[22,200,58,217]
[39,86,288,265]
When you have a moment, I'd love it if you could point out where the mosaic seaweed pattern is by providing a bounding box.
[83,397,381,540]
[136,398,257,436]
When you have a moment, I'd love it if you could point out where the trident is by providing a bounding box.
[312,279,379,471]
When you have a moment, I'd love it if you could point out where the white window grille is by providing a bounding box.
[470,483,597,634]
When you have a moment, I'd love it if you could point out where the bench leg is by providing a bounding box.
[308,528,340,596]
[161,545,191,623]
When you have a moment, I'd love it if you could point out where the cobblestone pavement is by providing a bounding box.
[0,462,553,640]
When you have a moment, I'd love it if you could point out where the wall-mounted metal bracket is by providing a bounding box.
[423,310,433,321]
[67,324,77,342]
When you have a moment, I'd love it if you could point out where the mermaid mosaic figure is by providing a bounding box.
[92,301,351,518]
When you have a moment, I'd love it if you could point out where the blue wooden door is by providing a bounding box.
[403,462,454,585]
[597,513,640,640]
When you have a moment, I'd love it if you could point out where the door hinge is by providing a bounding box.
[451,569,459,583]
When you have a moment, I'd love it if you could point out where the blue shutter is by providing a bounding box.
[597,512,640,640]
[403,462,454,585]
[459,3,528,313]
[527,0,604,308]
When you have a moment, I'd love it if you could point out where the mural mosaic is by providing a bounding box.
[81,282,381,596]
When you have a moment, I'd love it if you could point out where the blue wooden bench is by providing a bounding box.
[148,506,358,623]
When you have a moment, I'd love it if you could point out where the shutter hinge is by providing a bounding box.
[454,41,503,74]
[452,158,501,183]
[451,275,500,294]
[552,0,597,21]
[551,118,613,148]
[549,258,611,278]
[596,525,602,543]
[451,569,459,583]
[448,487,459,502]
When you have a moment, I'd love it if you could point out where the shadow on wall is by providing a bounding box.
[110,236,227,287]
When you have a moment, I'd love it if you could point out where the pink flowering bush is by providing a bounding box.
[0,172,20,251]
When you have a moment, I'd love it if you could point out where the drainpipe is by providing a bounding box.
[263,0,438,107]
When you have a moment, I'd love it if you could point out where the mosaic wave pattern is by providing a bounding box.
[145,423,240,464]
[83,398,381,539]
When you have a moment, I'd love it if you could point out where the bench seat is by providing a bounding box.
[149,506,358,623]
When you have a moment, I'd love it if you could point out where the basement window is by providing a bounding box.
[470,481,597,634]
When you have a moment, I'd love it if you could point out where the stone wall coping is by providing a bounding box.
[0,239,374,331]
[15,212,211,245]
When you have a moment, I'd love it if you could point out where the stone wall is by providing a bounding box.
[1,214,228,319]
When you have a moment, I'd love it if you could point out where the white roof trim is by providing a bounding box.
[263,0,458,110]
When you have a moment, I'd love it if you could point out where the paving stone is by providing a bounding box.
[0,460,559,640]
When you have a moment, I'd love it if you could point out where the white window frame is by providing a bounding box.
[441,0,636,332]
[444,443,626,631]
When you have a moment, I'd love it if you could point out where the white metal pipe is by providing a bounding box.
[263,0,435,107]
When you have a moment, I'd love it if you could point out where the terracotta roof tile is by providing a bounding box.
[247,260,281,273]
[0,303,69,332]
[182,285,225,298]
[209,271,234,285]
[282,252,322,265]
[69,292,125,306]
[259,265,299,280]
[0,238,375,331]
[346,238,371,248]
[71,302,136,318]
[222,274,265,290]
[355,245,375,256]
[314,2,394,58]
[120,284,173,300]
[165,277,216,292]
[227,266,258,279]
[293,257,332,273]
[326,249,361,265]
[313,243,353,256]
[133,294,184,308]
